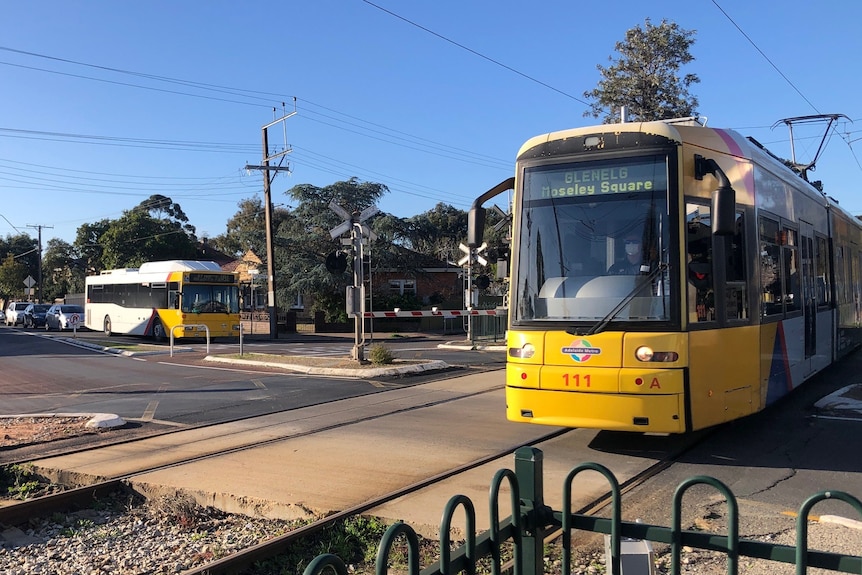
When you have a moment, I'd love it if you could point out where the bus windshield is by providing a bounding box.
[512,154,672,325]
[182,284,240,314]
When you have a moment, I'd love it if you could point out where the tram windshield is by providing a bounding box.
[512,154,672,325]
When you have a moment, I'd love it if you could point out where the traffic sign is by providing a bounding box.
[23,275,35,288]
[68,313,81,328]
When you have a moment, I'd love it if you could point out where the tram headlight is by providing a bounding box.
[635,346,654,361]
[509,343,536,359]
[635,346,679,362]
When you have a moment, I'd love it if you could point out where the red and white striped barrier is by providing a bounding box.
[360,309,506,318]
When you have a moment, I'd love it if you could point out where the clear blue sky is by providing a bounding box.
[1,0,860,248]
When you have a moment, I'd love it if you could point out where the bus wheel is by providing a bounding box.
[104,316,112,337]
[153,319,166,341]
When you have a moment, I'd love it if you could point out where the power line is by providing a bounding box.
[359,0,589,106]
[0,46,511,169]
[709,0,820,114]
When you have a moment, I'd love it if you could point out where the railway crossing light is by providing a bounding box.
[329,201,379,362]
[325,251,348,274]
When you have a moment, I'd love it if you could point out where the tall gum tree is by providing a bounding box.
[583,18,700,123]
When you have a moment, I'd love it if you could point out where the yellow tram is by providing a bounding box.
[469,118,862,433]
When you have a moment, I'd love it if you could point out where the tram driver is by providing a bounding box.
[607,234,647,275]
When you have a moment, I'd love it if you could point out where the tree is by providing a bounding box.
[42,238,86,301]
[135,194,196,236]
[0,234,39,301]
[0,253,29,302]
[277,178,389,320]
[583,18,700,123]
[71,197,199,271]
[209,196,289,258]
[73,219,111,274]
[403,203,467,259]
[99,209,197,269]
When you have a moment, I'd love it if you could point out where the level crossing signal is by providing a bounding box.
[325,251,348,274]
[458,242,488,266]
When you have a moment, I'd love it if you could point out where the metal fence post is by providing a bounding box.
[515,447,548,575]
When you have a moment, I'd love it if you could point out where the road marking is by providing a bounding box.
[252,379,267,389]
[124,417,186,427]
[141,401,159,421]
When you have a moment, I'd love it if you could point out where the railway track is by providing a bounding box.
[0,360,496,469]
[0,375,707,574]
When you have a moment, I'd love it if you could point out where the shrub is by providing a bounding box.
[368,344,395,365]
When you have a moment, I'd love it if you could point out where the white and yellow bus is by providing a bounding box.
[85,260,241,340]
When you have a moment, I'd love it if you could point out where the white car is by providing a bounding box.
[5,302,30,326]
[45,304,85,331]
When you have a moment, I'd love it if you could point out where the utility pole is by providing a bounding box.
[26,223,52,303]
[244,101,296,338]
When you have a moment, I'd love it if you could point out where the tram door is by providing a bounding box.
[800,223,816,363]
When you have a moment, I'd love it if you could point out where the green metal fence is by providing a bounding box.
[303,447,862,575]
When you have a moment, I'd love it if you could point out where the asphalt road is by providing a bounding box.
[0,325,505,426]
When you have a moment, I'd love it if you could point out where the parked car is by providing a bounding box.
[45,304,85,331]
[23,303,50,329]
[5,302,30,326]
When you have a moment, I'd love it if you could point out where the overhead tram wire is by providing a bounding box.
[293,97,512,168]
[711,0,861,176]
[293,115,511,171]
[359,0,589,107]
[710,0,820,114]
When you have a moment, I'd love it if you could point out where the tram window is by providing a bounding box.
[835,245,846,305]
[815,236,830,307]
[759,217,782,317]
[783,228,800,314]
[686,202,715,323]
[726,212,748,321]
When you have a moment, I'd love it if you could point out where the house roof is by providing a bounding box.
[196,239,237,267]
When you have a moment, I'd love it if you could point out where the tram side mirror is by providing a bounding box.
[712,183,736,236]
[467,206,486,248]
[696,154,736,236]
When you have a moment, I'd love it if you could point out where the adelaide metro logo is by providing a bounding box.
[561,339,601,362]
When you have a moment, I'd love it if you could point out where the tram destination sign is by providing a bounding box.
[531,158,666,199]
